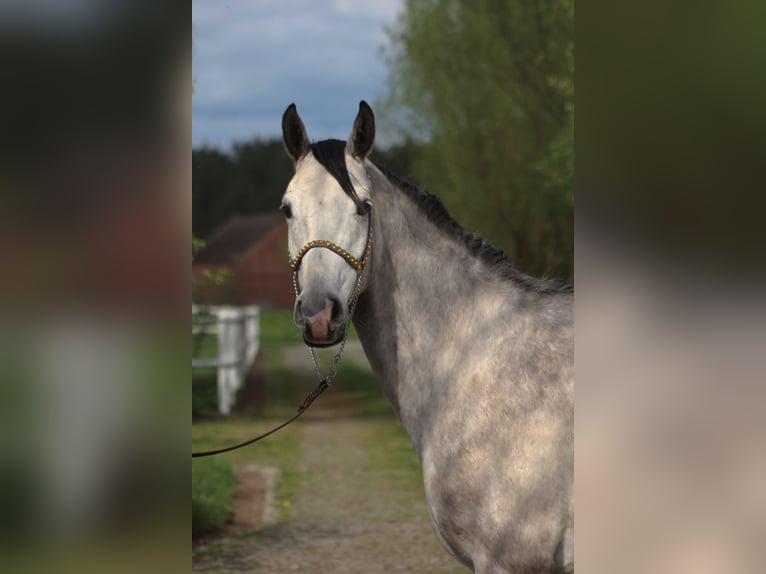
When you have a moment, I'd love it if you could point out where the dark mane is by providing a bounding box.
[372,163,572,295]
[308,138,571,294]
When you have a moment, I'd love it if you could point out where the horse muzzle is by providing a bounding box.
[294,293,347,348]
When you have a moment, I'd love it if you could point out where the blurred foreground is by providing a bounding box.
[577,1,766,572]
[0,1,189,573]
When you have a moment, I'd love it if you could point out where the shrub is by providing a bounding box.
[192,458,237,534]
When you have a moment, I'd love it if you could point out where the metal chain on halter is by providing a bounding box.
[292,265,366,389]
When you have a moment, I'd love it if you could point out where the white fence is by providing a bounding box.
[192,305,261,414]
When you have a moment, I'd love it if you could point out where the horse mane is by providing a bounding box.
[372,163,572,295]
[308,139,571,295]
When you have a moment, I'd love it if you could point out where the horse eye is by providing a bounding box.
[281,203,293,219]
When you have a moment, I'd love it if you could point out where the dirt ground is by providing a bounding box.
[192,344,467,574]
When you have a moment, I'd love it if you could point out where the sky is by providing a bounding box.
[192,0,402,151]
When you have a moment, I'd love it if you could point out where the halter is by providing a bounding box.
[289,205,373,273]
[289,203,372,388]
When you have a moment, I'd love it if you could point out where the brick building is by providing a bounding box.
[193,212,294,308]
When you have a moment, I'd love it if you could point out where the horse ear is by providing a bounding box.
[282,103,309,162]
[347,100,375,159]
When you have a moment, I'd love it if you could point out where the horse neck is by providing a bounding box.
[351,166,514,451]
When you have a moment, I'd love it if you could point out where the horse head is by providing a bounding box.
[281,101,375,347]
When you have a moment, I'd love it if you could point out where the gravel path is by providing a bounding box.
[193,345,467,574]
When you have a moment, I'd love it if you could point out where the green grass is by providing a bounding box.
[191,418,302,523]
[193,307,358,354]
[259,308,304,349]
[259,307,359,349]
[192,331,218,359]
[191,330,219,399]
[363,419,421,477]
[356,418,430,525]
[192,457,237,534]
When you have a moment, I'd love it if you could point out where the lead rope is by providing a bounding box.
[192,253,367,458]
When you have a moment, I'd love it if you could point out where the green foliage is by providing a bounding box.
[202,268,233,285]
[192,237,238,304]
[382,0,573,280]
[192,458,237,534]
[369,137,423,182]
[192,235,206,256]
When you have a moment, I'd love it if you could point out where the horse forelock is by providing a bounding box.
[308,139,367,214]
[371,162,573,295]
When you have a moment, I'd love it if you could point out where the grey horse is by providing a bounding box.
[281,101,573,574]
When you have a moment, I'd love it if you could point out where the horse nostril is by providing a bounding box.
[295,299,306,325]
[329,297,343,323]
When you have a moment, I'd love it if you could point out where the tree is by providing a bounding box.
[382,0,573,279]
[227,139,294,216]
[193,147,233,239]
[192,140,293,239]
[370,137,423,182]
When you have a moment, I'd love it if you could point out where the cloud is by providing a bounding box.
[192,0,402,150]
